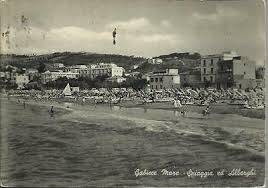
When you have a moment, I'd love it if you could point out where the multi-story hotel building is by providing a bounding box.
[89,63,124,79]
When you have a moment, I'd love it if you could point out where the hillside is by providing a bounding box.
[0,51,200,74]
[154,52,201,60]
[0,52,146,71]
[136,53,201,74]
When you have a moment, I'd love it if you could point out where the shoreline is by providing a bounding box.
[117,101,265,120]
[2,95,264,120]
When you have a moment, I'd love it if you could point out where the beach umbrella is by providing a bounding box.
[176,91,184,96]
[235,90,243,97]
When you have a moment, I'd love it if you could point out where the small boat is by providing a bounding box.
[63,83,72,96]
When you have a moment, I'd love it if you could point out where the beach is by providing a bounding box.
[0,97,265,187]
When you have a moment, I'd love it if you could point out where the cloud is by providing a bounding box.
[107,17,152,32]
[139,33,177,43]
[160,20,171,27]
[192,12,218,21]
[2,24,179,56]
[192,6,242,22]
[48,26,111,41]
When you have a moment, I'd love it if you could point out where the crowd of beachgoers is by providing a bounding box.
[2,87,265,110]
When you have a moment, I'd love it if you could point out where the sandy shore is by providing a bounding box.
[117,101,265,120]
[3,95,265,119]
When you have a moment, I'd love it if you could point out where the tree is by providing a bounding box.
[121,77,148,90]
[37,62,46,73]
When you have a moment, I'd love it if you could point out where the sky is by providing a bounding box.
[0,0,265,65]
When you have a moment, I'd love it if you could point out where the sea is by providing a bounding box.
[0,97,265,187]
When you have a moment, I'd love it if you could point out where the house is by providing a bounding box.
[14,74,29,89]
[90,63,124,79]
[149,69,180,90]
[0,72,5,78]
[25,68,39,81]
[180,69,201,88]
[218,56,256,89]
[148,58,163,64]
[106,76,126,83]
[71,86,80,93]
[201,51,258,89]
[142,73,152,81]
[41,70,79,83]
[200,54,222,87]
[65,65,90,77]
[222,51,240,61]
[53,63,65,68]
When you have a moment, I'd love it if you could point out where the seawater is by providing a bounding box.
[0,98,265,187]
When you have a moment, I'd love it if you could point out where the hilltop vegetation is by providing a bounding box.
[0,51,201,74]
[0,52,146,71]
[137,52,201,74]
[154,52,201,60]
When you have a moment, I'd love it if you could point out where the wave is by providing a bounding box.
[60,109,264,163]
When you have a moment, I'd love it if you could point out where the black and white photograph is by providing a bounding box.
[0,0,266,187]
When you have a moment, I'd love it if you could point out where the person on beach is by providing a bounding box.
[50,106,54,114]
[181,109,187,117]
[82,98,86,104]
[49,105,54,117]
[94,99,97,108]
[202,105,210,116]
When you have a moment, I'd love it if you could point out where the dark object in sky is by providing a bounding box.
[112,28,116,45]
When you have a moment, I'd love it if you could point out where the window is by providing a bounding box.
[155,78,158,82]
[160,77,163,82]
[155,85,158,89]
[150,78,154,82]
[211,59,213,65]
[210,76,213,82]
[160,85,162,89]
[203,60,206,66]
[211,68,213,74]
[151,85,154,89]
[244,72,246,75]
[203,68,206,74]
[204,77,206,81]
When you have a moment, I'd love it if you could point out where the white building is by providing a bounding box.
[14,74,29,89]
[149,69,180,90]
[148,58,163,64]
[26,68,39,81]
[223,51,240,61]
[106,76,126,83]
[53,63,65,68]
[65,65,90,77]
[41,70,79,83]
[90,63,124,79]
[0,72,5,78]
